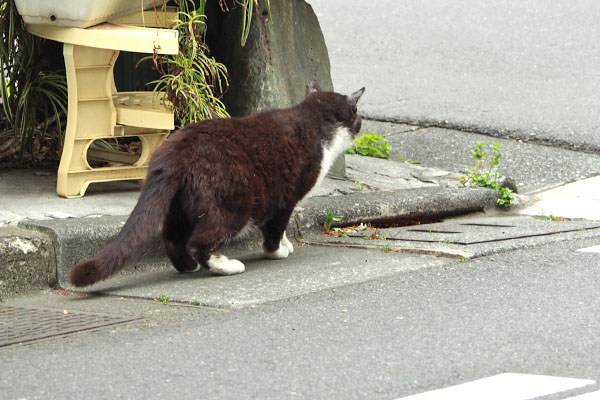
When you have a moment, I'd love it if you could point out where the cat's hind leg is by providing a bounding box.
[206,253,245,275]
[185,222,246,276]
[162,204,200,273]
[262,209,294,259]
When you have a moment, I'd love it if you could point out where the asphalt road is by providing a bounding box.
[3,232,600,399]
[309,0,600,152]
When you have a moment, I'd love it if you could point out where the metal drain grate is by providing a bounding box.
[0,306,139,347]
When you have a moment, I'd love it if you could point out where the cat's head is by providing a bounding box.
[305,78,365,135]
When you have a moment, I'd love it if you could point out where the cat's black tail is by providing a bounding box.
[69,167,178,287]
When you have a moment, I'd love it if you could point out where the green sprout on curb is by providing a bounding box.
[460,142,515,207]
[324,209,343,231]
[396,154,421,165]
[355,177,364,192]
[543,213,565,222]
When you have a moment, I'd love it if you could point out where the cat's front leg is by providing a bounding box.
[262,208,295,259]
[281,231,294,254]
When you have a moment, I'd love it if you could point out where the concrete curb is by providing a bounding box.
[2,186,498,295]
[0,227,56,300]
[293,186,500,236]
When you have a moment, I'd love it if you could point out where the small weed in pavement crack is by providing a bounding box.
[157,295,170,304]
[460,141,515,207]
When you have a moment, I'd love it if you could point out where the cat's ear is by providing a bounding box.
[348,87,365,107]
[306,78,322,96]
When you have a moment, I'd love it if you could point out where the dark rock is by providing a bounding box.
[206,0,345,177]
[497,175,518,193]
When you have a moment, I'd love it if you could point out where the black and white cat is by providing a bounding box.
[70,79,365,287]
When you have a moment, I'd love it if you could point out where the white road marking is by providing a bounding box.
[398,373,595,400]
[577,245,600,253]
[569,391,600,399]
[519,175,600,221]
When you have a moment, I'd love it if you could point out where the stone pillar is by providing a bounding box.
[206,0,345,177]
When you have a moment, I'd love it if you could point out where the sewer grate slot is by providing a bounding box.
[407,229,462,234]
[0,306,139,347]
[459,223,515,228]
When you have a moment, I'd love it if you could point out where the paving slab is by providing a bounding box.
[0,170,142,225]
[361,120,600,194]
[65,244,450,310]
[0,157,473,226]
[304,216,600,260]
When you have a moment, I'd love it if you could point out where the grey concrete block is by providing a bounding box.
[294,186,501,236]
[18,216,267,289]
[0,227,56,299]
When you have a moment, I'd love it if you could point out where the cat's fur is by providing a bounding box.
[69,79,365,287]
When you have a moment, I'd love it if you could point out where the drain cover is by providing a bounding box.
[350,218,600,245]
[0,306,139,347]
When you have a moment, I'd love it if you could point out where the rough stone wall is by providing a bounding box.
[207,0,345,177]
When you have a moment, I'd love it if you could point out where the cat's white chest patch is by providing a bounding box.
[314,126,353,188]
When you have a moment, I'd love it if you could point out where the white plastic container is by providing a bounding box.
[15,0,166,28]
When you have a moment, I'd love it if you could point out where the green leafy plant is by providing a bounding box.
[0,0,68,164]
[158,294,170,304]
[382,245,392,253]
[147,0,229,127]
[324,209,343,231]
[460,142,515,207]
[346,132,392,159]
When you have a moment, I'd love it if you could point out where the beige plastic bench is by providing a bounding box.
[24,9,178,197]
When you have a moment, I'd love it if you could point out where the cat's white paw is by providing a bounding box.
[281,232,294,254]
[264,243,290,259]
[207,254,245,275]
[264,233,294,259]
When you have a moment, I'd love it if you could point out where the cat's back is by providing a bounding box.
[164,108,308,160]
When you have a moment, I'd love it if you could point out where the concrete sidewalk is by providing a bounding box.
[0,146,500,300]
